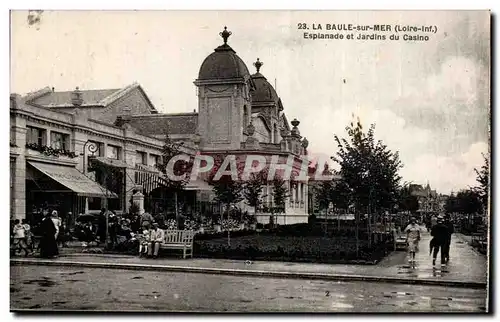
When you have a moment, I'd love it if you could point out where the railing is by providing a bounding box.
[257,202,285,214]
[25,143,78,158]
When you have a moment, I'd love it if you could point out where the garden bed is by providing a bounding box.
[193,234,392,264]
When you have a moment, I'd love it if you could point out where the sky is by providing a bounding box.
[10,10,490,194]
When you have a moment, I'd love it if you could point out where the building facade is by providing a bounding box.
[10,27,312,225]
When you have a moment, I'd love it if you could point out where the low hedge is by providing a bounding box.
[194,235,393,264]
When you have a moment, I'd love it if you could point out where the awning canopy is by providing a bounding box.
[28,161,119,198]
[90,156,129,169]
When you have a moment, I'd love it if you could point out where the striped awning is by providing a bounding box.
[135,171,169,194]
[28,161,118,198]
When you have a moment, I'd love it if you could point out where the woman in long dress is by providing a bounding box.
[404,217,421,263]
[39,211,58,258]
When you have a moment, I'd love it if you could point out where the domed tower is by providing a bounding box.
[194,27,255,150]
[250,58,284,144]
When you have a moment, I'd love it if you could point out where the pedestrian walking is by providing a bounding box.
[430,215,449,268]
[404,217,421,263]
[12,219,29,257]
[443,214,454,263]
[148,222,165,259]
[39,211,59,258]
[430,214,438,228]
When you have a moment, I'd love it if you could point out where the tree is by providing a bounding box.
[313,164,337,211]
[156,130,193,225]
[474,153,489,213]
[206,154,245,245]
[314,181,334,211]
[243,172,267,214]
[455,189,482,215]
[398,183,419,214]
[271,176,289,226]
[206,155,245,216]
[445,193,458,214]
[331,117,403,253]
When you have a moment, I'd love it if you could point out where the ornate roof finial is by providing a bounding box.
[254,58,263,73]
[220,26,232,44]
[291,118,300,127]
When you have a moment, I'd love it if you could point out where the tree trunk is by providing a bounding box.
[355,210,360,258]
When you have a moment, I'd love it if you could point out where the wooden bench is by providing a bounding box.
[471,230,487,254]
[160,230,196,259]
[393,229,407,251]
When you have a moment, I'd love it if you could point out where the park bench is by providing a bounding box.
[471,230,487,254]
[393,229,407,251]
[160,229,196,259]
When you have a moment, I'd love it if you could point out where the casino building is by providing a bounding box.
[10,27,312,225]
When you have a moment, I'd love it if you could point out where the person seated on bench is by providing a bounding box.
[148,222,165,259]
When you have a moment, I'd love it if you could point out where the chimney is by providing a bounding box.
[71,86,83,106]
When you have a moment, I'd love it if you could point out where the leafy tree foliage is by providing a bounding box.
[156,130,193,192]
[243,171,268,212]
[331,117,403,215]
[206,154,245,214]
[474,153,489,211]
[398,183,419,214]
[272,176,289,213]
[446,189,483,215]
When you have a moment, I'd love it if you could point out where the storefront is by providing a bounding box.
[26,161,118,228]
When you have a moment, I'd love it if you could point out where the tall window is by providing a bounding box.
[50,131,70,151]
[107,145,120,160]
[27,126,46,146]
[149,154,161,168]
[136,151,147,165]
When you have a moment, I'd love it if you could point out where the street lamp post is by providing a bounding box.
[80,140,109,249]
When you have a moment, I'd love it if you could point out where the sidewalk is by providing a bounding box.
[11,232,487,288]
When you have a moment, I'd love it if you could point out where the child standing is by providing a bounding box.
[22,219,33,254]
[138,228,150,257]
[13,219,28,257]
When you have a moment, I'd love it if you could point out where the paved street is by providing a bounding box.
[10,265,487,312]
[12,232,487,286]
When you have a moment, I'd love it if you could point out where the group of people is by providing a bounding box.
[11,209,64,258]
[11,219,32,256]
[136,221,165,259]
[404,214,454,267]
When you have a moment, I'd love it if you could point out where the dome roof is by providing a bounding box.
[197,27,251,81]
[250,58,279,104]
[198,48,251,80]
[251,73,279,103]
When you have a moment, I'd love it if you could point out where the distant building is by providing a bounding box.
[409,183,445,214]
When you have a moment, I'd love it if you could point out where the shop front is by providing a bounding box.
[26,160,118,229]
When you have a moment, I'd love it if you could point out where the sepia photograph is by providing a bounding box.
[9,9,490,313]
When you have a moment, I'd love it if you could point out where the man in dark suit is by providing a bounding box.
[430,216,449,268]
[443,214,454,263]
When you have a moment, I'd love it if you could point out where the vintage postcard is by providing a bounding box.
[9,10,490,313]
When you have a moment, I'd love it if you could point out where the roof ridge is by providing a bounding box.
[97,82,139,106]
[24,86,52,102]
[129,112,198,118]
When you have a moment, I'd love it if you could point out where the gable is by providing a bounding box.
[98,87,157,124]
